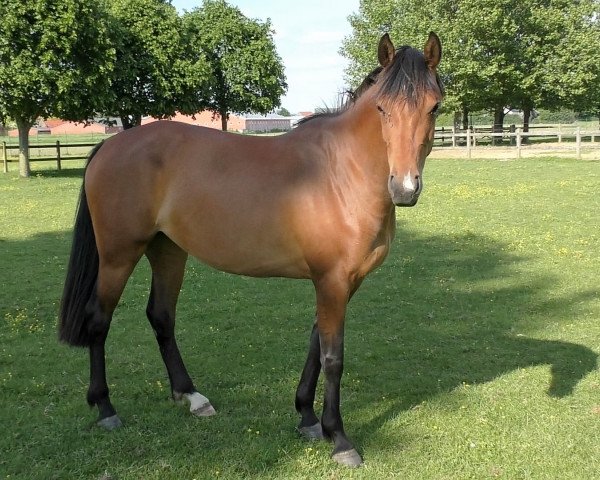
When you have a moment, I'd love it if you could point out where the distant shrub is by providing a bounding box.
[535,109,576,124]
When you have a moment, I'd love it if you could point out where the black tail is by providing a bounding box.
[59,142,104,346]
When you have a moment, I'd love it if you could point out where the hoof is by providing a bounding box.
[175,391,217,417]
[97,414,123,431]
[332,448,363,468]
[297,422,325,441]
[191,402,217,417]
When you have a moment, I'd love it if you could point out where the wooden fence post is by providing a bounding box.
[558,124,562,143]
[451,127,456,147]
[56,140,62,171]
[2,142,7,173]
[516,128,522,159]
[576,127,581,159]
[466,128,472,159]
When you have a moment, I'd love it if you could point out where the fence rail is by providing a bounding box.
[433,127,600,159]
[2,141,97,173]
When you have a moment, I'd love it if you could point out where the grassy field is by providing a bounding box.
[1,157,599,479]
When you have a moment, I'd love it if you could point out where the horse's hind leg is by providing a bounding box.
[145,233,215,417]
[88,254,142,429]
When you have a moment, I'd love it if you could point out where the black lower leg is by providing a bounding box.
[320,333,362,466]
[320,336,354,454]
[157,336,195,395]
[147,293,194,396]
[85,297,117,422]
[87,341,117,420]
[295,322,321,428]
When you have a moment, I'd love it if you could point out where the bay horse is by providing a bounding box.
[60,32,443,467]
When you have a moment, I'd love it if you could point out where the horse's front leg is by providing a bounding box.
[313,274,363,467]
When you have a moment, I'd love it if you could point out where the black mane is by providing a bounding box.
[298,45,442,126]
[296,65,381,126]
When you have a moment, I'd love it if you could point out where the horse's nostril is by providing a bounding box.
[414,176,422,194]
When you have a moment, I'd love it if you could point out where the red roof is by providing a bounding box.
[43,119,67,128]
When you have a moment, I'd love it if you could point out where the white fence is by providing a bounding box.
[433,126,600,159]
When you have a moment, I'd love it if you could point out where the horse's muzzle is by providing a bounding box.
[388,174,422,207]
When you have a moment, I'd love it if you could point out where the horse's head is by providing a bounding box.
[374,33,443,207]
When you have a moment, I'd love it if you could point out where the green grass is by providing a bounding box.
[1,157,599,479]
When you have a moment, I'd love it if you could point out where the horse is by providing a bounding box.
[59,32,443,467]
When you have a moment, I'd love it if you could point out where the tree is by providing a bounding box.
[343,0,476,126]
[529,0,600,125]
[102,0,210,129]
[0,0,115,177]
[183,0,287,131]
[341,0,600,131]
[342,0,522,130]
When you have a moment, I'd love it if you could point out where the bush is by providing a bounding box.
[536,109,577,124]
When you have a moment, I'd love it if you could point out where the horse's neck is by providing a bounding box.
[287,100,395,245]
[328,94,391,202]
[328,97,396,253]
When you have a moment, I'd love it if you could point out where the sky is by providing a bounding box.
[171,0,361,113]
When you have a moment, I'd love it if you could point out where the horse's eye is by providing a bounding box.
[377,105,390,118]
[429,103,440,116]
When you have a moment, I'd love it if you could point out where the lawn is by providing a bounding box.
[1,156,599,479]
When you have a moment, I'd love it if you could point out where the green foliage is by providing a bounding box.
[342,0,600,121]
[0,0,115,176]
[0,0,115,122]
[0,0,290,171]
[535,109,577,124]
[520,0,600,112]
[103,0,210,129]
[183,0,287,130]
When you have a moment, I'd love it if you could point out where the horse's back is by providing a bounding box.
[84,122,319,277]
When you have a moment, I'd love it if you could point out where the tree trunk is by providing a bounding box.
[492,107,505,145]
[121,116,132,130]
[220,111,228,131]
[522,107,531,145]
[16,118,33,178]
[462,107,469,130]
[121,114,142,130]
[523,108,531,133]
[453,111,461,130]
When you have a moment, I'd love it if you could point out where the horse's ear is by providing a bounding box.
[424,32,442,70]
[378,33,395,67]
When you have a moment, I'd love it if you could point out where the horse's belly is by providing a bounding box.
[193,240,310,279]
[161,207,310,279]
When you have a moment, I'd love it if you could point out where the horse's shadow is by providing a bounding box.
[175,225,597,449]
[339,227,597,442]
[1,223,596,475]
